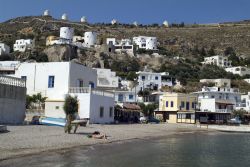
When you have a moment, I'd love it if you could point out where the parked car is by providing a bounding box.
[228,117,241,125]
[139,116,148,124]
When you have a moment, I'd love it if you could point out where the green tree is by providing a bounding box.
[63,95,78,133]
[139,103,158,117]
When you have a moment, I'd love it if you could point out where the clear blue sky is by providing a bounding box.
[0,0,249,24]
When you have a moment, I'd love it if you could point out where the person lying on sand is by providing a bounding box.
[87,131,107,139]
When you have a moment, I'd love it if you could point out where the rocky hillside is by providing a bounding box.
[1,15,250,92]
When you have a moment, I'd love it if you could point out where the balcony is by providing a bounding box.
[69,87,114,98]
[215,109,232,113]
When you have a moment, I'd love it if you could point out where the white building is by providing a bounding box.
[9,61,114,124]
[236,92,250,112]
[200,79,231,88]
[0,61,20,74]
[163,20,169,27]
[61,13,68,20]
[0,76,26,124]
[94,68,119,89]
[84,32,97,48]
[225,66,250,76]
[60,27,74,42]
[13,39,35,52]
[0,43,10,55]
[111,19,118,25]
[107,38,133,54]
[80,16,87,23]
[133,36,158,50]
[136,70,169,91]
[202,55,232,68]
[194,87,241,113]
[43,10,50,16]
[114,91,136,103]
[133,21,138,27]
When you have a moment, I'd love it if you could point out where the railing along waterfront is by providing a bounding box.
[69,87,114,98]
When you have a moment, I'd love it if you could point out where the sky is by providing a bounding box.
[0,0,250,24]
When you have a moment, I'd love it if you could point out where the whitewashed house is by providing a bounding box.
[114,90,136,104]
[13,39,35,52]
[0,43,10,55]
[193,86,241,123]
[94,68,119,89]
[107,38,133,55]
[202,55,232,68]
[225,66,250,76]
[236,92,250,112]
[0,61,20,75]
[9,61,114,124]
[133,36,158,50]
[136,69,169,91]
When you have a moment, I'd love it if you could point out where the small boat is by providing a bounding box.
[40,117,66,127]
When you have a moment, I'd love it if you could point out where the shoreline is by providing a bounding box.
[0,124,211,161]
[1,123,249,161]
[0,129,212,162]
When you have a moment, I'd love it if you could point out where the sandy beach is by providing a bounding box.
[0,123,210,161]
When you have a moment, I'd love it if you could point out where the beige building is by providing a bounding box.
[155,93,197,124]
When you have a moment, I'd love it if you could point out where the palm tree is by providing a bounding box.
[63,95,78,133]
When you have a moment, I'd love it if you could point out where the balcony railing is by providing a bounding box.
[69,87,90,93]
[215,109,231,113]
[0,75,26,87]
[69,87,114,98]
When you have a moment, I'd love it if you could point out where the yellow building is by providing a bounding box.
[155,92,197,124]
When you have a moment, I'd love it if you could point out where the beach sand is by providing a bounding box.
[0,123,210,160]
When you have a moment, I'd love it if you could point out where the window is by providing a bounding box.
[48,76,55,88]
[192,102,195,109]
[55,106,59,110]
[109,107,113,117]
[165,113,169,120]
[129,94,134,100]
[181,101,185,108]
[100,107,104,118]
[141,76,146,81]
[21,76,27,80]
[78,79,83,87]
[186,102,190,110]
[166,101,169,107]
[89,82,94,88]
[155,76,159,80]
[118,94,123,102]
[171,101,174,107]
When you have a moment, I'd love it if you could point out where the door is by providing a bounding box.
[186,102,190,110]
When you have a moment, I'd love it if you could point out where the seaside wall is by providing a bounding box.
[0,81,26,124]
